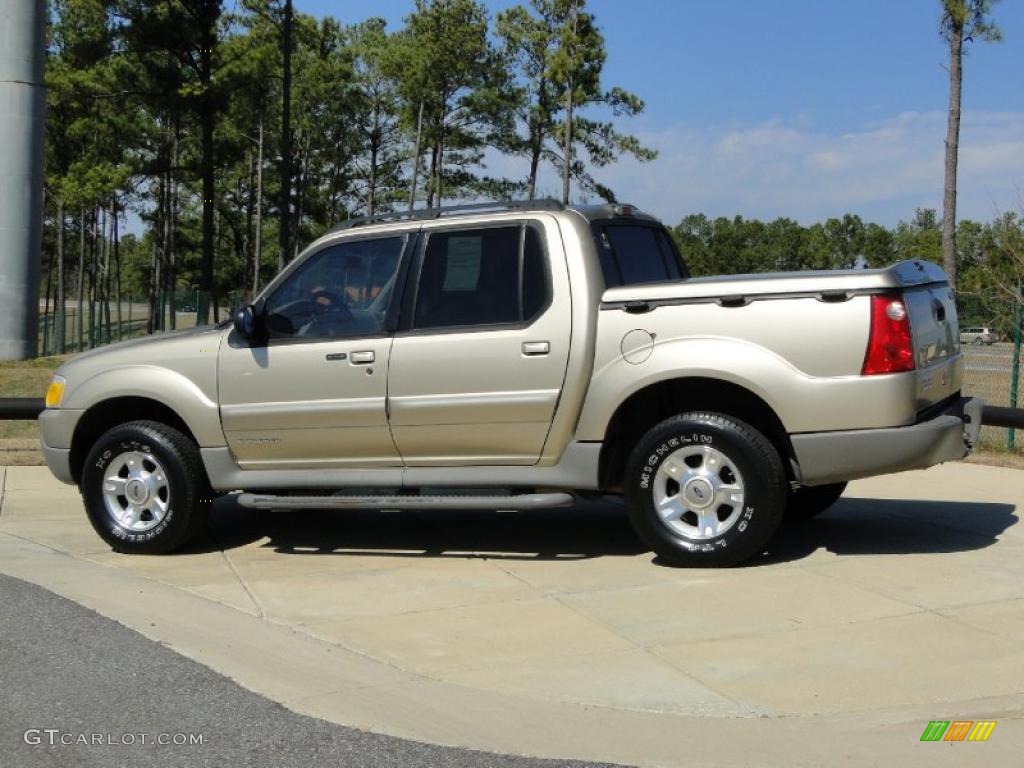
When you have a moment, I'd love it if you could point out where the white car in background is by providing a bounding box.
[960,326,998,345]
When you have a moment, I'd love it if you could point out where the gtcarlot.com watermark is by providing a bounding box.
[24,729,205,747]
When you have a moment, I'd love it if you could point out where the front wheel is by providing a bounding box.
[624,412,788,567]
[81,420,212,554]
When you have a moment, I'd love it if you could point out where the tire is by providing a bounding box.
[972,337,984,345]
[80,420,212,554]
[623,412,788,567]
[785,481,847,523]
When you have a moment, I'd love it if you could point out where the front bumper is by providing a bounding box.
[41,442,74,485]
[792,396,983,487]
[38,408,82,486]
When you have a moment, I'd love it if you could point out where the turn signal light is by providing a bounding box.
[861,295,915,375]
[45,377,65,408]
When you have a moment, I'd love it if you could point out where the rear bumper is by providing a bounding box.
[792,396,983,487]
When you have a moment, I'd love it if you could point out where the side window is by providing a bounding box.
[596,224,688,286]
[413,225,549,330]
[265,236,405,340]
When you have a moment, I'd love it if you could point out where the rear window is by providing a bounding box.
[594,224,687,287]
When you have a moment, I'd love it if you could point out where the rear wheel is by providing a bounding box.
[81,420,212,554]
[785,481,847,523]
[624,412,788,567]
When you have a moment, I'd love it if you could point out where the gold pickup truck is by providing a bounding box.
[39,200,982,566]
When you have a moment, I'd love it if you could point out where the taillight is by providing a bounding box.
[861,294,915,375]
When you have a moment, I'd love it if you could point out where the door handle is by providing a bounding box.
[522,341,550,356]
[350,350,375,364]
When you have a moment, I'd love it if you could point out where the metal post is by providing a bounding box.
[1010,283,1022,450]
[0,0,45,360]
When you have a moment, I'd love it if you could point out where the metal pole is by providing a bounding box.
[0,0,45,360]
[1010,282,1022,450]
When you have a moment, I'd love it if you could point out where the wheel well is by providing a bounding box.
[598,378,796,492]
[69,397,199,485]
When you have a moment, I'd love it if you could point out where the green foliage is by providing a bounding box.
[497,0,654,200]
[672,208,1022,334]
[941,0,1002,44]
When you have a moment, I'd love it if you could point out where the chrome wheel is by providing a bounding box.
[101,450,170,532]
[652,444,745,540]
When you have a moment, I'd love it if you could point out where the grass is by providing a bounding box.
[0,356,69,465]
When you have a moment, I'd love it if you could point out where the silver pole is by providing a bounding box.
[0,0,45,360]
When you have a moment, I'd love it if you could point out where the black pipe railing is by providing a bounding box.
[0,398,45,420]
[982,405,1024,430]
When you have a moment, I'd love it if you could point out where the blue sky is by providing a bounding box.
[299,0,1024,226]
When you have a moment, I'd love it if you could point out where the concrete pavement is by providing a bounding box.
[1,461,1023,766]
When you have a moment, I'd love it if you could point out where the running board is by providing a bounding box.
[236,492,575,511]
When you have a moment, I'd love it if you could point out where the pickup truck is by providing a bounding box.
[39,200,983,567]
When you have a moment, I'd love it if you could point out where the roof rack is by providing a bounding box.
[330,198,565,232]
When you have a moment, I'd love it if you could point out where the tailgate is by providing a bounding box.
[903,283,962,411]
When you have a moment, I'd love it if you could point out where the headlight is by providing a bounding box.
[45,375,66,408]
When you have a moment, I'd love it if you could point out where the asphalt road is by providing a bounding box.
[0,574,618,768]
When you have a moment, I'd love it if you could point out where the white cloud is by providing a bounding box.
[566,110,1024,226]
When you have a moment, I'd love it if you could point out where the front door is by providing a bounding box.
[387,219,571,466]
[218,233,409,469]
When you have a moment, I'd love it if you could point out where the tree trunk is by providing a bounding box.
[75,208,85,350]
[254,119,264,294]
[168,130,179,330]
[292,135,309,261]
[562,5,578,205]
[113,202,121,340]
[101,206,111,343]
[527,83,548,199]
[55,196,65,353]
[368,102,379,216]
[426,142,438,209]
[89,208,98,348]
[408,100,424,212]
[436,119,444,207]
[42,230,53,356]
[244,147,254,295]
[199,12,216,325]
[278,0,294,270]
[528,139,541,200]
[942,17,963,288]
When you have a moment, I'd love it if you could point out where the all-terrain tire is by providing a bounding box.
[623,412,788,567]
[81,420,213,554]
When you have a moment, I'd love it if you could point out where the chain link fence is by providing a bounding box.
[36,289,246,357]
[959,293,1023,453]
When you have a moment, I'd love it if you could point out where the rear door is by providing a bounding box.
[387,218,571,466]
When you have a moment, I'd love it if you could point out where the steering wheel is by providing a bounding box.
[310,288,353,319]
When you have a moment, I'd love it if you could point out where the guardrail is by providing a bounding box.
[2,398,1024,430]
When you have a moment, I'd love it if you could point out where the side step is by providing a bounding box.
[236,492,575,511]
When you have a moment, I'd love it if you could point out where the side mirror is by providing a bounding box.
[234,305,257,338]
